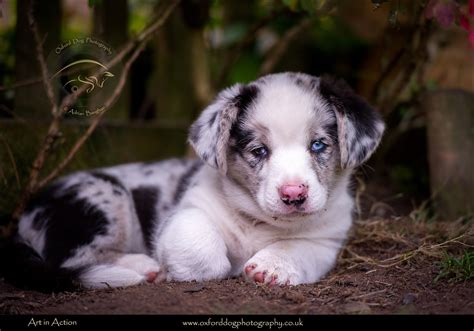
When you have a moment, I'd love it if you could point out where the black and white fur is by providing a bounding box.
[1,73,384,290]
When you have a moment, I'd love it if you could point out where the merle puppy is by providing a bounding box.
[2,72,384,290]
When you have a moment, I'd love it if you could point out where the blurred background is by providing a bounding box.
[0,0,472,234]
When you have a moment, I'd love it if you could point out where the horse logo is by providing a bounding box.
[51,59,114,95]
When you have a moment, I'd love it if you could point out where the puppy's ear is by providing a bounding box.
[188,83,259,175]
[319,76,385,169]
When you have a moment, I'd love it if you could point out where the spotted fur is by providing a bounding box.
[0,72,384,290]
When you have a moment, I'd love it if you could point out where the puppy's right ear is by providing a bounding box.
[188,83,259,175]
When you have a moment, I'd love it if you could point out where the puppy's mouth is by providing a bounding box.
[276,199,314,215]
[269,208,315,220]
[259,197,319,220]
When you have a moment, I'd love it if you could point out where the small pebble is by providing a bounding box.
[402,293,417,305]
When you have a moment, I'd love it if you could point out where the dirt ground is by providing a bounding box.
[0,215,472,315]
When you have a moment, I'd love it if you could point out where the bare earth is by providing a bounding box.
[0,217,472,315]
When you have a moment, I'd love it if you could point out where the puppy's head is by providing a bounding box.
[189,73,384,224]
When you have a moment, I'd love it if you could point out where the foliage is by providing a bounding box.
[129,0,157,33]
[88,0,103,7]
[435,250,474,283]
[409,198,437,223]
[371,0,474,45]
[425,0,474,46]
[0,27,15,110]
[282,0,328,14]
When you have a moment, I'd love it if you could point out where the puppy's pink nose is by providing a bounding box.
[279,183,308,206]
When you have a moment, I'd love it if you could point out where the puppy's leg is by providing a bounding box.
[62,235,163,288]
[243,239,341,286]
[155,208,231,281]
[78,253,162,289]
[54,172,161,288]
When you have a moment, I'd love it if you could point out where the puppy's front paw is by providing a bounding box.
[243,255,299,286]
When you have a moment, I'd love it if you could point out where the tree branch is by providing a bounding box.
[0,76,44,92]
[258,1,337,76]
[37,42,147,189]
[37,0,180,189]
[11,0,64,223]
[11,0,180,224]
[259,18,313,75]
[27,0,58,116]
[216,10,282,87]
[377,22,432,114]
[370,5,431,114]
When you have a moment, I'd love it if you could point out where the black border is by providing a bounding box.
[0,314,472,331]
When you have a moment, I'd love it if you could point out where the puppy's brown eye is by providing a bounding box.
[251,146,269,158]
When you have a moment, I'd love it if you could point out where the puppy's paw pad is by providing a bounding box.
[145,269,168,283]
[245,265,280,285]
[116,254,162,280]
[269,275,278,286]
[253,271,266,283]
[244,264,257,275]
[243,259,297,286]
[145,271,159,283]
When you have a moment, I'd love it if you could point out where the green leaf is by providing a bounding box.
[302,0,329,14]
[282,0,300,12]
[301,0,316,14]
[88,0,103,8]
[435,251,474,283]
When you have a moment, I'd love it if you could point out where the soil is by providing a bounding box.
[0,216,472,315]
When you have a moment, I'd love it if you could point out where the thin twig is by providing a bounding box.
[0,76,44,92]
[369,4,425,103]
[11,1,64,222]
[11,0,180,225]
[0,105,33,129]
[37,42,148,189]
[0,134,21,189]
[216,10,282,87]
[56,1,180,118]
[37,1,179,189]
[0,163,6,186]
[259,1,337,76]
[27,1,58,116]
[11,120,61,221]
[372,6,432,115]
[259,18,313,75]
[369,48,404,101]
[344,232,472,270]
[348,289,388,301]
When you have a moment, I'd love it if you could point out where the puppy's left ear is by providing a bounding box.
[188,83,259,175]
[319,76,385,169]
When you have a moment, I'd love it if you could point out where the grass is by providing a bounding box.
[337,209,474,276]
[435,251,474,283]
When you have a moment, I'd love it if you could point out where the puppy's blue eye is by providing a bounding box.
[311,140,327,153]
[251,146,268,158]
